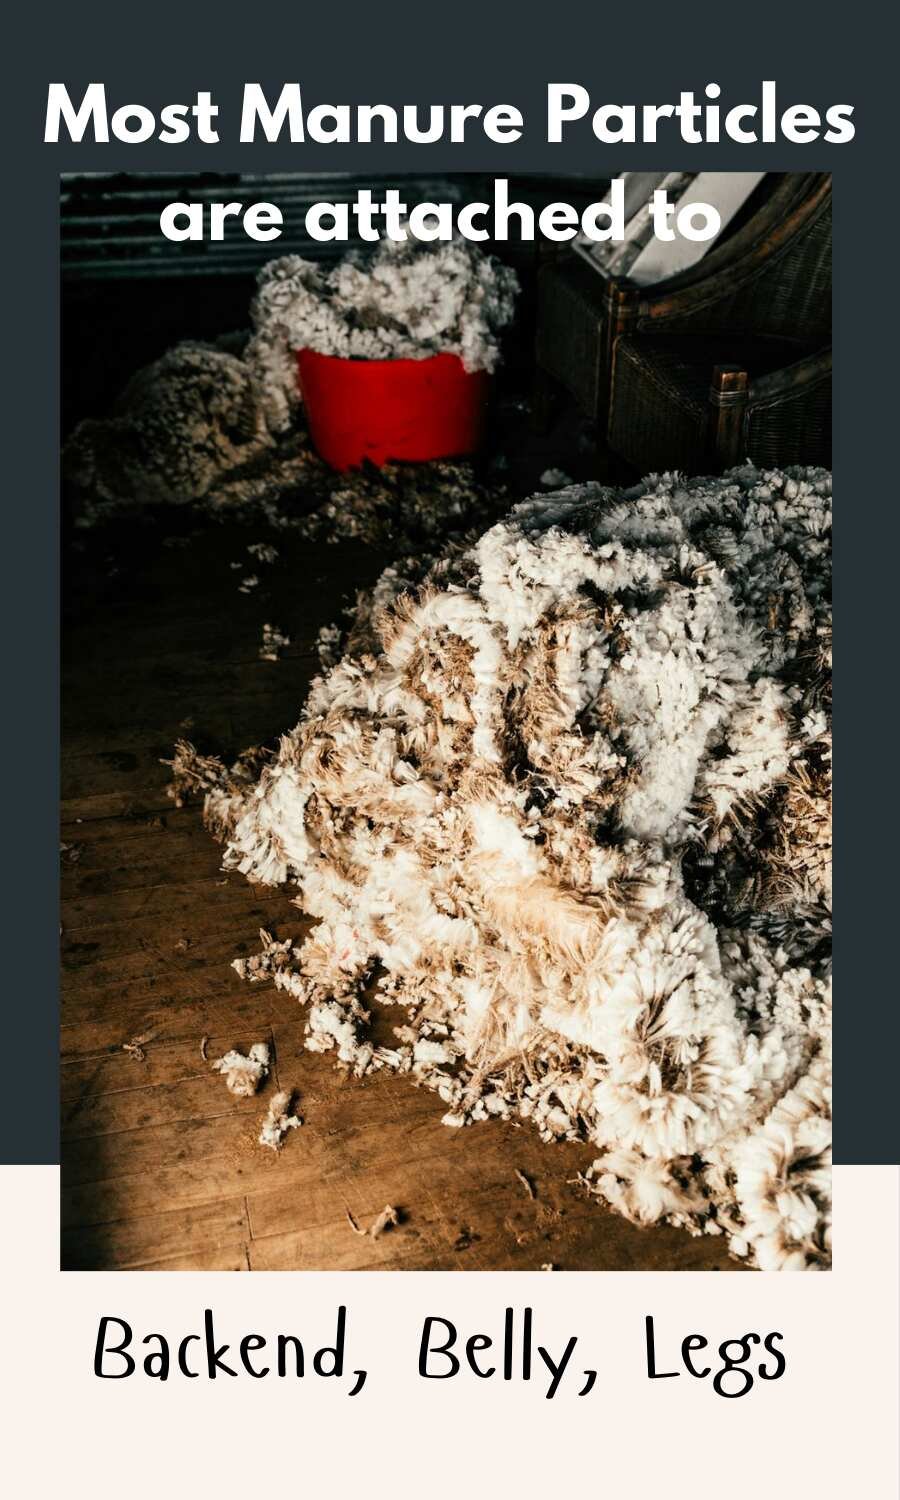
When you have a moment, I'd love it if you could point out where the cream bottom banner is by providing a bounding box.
[1,1164,896,1497]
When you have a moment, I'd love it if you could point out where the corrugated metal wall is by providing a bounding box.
[60,172,469,278]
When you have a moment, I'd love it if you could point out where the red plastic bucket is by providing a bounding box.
[296,348,490,471]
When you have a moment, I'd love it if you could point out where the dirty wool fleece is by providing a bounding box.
[180,465,832,1270]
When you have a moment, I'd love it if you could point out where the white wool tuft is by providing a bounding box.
[211,1041,271,1096]
[258,1089,303,1150]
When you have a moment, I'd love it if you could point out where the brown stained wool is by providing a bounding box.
[121,1032,157,1063]
[173,465,832,1271]
[65,343,272,510]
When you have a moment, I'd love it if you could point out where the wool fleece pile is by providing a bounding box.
[183,464,832,1271]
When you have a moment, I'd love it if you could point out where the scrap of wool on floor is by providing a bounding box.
[258,1089,303,1150]
[180,465,831,1271]
[211,1042,271,1096]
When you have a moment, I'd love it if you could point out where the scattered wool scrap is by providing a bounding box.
[515,1169,537,1200]
[121,1030,157,1063]
[247,541,279,565]
[540,468,573,488]
[315,622,343,670]
[211,1041,271,1096]
[232,927,301,983]
[199,1034,210,1062]
[258,1089,302,1150]
[239,574,259,594]
[190,464,831,1271]
[347,1205,401,1239]
[369,1205,401,1239]
[260,622,291,661]
[246,239,519,433]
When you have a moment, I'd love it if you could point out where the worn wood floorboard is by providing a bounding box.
[61,517,740,1272]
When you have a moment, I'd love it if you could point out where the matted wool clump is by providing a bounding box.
[64,342,274,510]
[183,465,832,1271]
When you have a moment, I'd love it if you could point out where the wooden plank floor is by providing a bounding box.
[61,506,741,1273]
